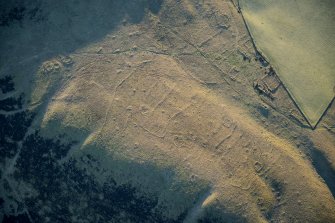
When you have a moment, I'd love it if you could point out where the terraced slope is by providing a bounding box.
[1,0,335,222]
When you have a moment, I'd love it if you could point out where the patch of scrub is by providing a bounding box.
[239,0,335,127]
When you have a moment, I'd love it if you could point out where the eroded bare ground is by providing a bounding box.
[1,0,335,222]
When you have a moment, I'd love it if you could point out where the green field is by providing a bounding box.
[239,0,335,127]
